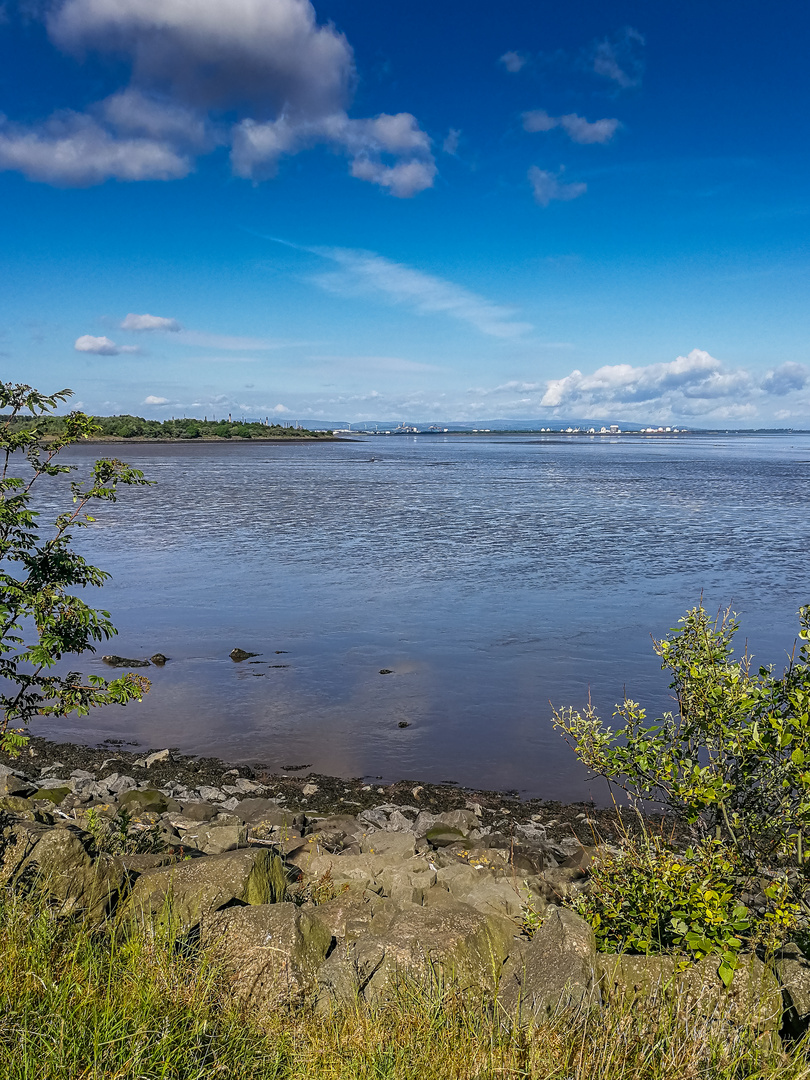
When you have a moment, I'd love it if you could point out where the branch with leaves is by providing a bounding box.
[0,382,153,755]
[553,602,810,876]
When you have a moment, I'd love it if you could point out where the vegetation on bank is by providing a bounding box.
[0,383,152,757]
[554,603,810,984]
[0,411,329,440]
[1,889,808,1080]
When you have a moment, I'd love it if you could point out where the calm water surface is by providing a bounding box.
[33,434,810,801]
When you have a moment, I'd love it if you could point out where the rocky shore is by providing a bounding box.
[1,734,629,840]
[1,734,807,1035]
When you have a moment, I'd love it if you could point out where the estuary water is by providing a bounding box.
[32,433,810,801]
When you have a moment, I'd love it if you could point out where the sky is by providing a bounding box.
[1,0,809,426]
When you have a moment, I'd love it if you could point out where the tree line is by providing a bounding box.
[0,413,326,440]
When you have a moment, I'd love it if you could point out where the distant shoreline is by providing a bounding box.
[72,435,348,445]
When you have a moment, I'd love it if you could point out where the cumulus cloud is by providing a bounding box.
[231,109,435,196]
[0,0,435,196]
[144,395,169,405]
[349,154,435,199]
[74,334,139,355]
[499,51,528,73]
[529,349,804,422]
[592,27,645,89]
[528,166,587,206]
[451,351,810,425]
[121,312,182,332]
[523,110,620,144]
[540,350,744,410]
[761,361,809,396]
[0,112,190,185]
[310,246,533,339]
[100,89,214,149]
[48,0,353,117]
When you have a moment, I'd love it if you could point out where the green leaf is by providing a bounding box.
[718,960,734,987]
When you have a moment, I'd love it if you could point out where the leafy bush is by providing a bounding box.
[553,602,810,897]
[0,383,151,755]
[573,835,756,986]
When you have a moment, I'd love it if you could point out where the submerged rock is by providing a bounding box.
[101,655,151,668]
[230,648,260,662]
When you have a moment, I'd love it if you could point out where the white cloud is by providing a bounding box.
[521,110,557,133]
[499,51,528,73]
[528,166,587,206]
[121,312,182,331]
[1,0,435,196]
[129,353,810,425]
[453,352,810,425]
[522,110,620,144]
[47,0,354,116]
[0,112,190,185]
[534,349,801,422]
[74,333,139,355]
[349,154,436,198]
[592,27,645,89]
[100,89,214,149]
[561,114,620,144]
[311,246,533,339]
[231,110,435,197]
[761,361,809,396]
[144,395,169,405]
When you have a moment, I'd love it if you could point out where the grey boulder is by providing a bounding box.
[202,902,332,1009]
[499,906,600,1024]
[124,847,287,931]
[599,951,782,1031]
[777,945,810,1035]
[180,824,247,854]
[1,816,124,921]
[317,892,517,1011]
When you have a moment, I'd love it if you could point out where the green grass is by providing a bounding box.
[1,890,810,1080]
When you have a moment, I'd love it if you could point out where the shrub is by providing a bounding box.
[573,834,757,985]
[0,383,151,755]
[553,602,810,894]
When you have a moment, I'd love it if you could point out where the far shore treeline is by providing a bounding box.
[0,412,331,441]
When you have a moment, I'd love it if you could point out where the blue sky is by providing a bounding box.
[1,0,809,425]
